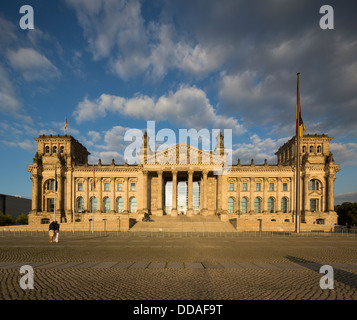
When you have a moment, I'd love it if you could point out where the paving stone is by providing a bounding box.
[236,262,261,269]
[147,262,166,269]
[253,262,282,269]
[129,262,150,269]
[202,262,224,269]
[75,262,100,268]
[91,262,118,269]
[272,262,305,270]
[184,262,204,269]
[0,262,28,269]
[220,262,242,269]
[166,262,184,269]
[36,261,67,269]
[112,262,134,269]
[56,262,83,269]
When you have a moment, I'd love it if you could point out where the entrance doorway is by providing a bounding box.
[164,175,201,215]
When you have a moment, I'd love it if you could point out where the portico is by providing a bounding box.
[142,168,220,216]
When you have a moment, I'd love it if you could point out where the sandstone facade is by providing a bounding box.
[26,132,340,231]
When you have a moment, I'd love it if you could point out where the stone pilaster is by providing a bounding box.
[171,170,178,216]
[187,170,194,216]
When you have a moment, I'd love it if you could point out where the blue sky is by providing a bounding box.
[0,0,356,204]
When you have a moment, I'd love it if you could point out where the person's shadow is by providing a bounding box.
[286,255,357,290]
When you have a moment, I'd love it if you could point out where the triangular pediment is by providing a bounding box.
[144,143,225,165]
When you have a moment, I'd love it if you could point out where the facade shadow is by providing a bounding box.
[286,255,357,290]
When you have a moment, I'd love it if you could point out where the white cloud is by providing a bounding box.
[7,48,60,81]
[0,64,32,124]
[2,139,36,153]
[66,0,227,81]
[233,134,289,164]
[330,142,357,167]
[73,86,245,134]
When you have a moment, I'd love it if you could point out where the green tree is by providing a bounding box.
[335,202,357,226]
[0,212,15,226]
[16,213,28,225]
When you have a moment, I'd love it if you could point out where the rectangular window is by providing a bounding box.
[310,199,317,212]
[269,183,274,191]
[131,183,136,191]
[78,182,83,191]
[256,183,261,191]
[242,183,247,191]
[117,183,123,191]
[283,183,288,191]
[47,198,55,212]
[104,183,109,191]
[229,183,234,191]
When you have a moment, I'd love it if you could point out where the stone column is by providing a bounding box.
[156,171,163,216]
[303,175,309,212]
[124,177,129,213]
[85,177,90,212]
[111,177,115,213]
[142,171,148,212]
[216,174,222,214]
[56,168,62,215]
[201,170,208,216]
[263,178,267,213]
[276,178,281,213]
[98,177,103,212]
[249,178,254,213]
[187,170,194,216]
[31,174,39,212]
[171,170,178,216]
[327,175,335,212]
[236,177,240,214]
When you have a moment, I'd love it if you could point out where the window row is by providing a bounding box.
[76,196,137,213]
[78,182,136,191]
[229,182,289,191]
[45,146,65,154]
[302,145,322,153]
[227,197,289,214]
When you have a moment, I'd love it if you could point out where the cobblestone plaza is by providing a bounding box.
[1,233,357,301]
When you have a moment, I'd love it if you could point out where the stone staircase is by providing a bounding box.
[130,215,237,232]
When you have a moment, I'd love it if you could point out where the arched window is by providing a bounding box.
[129,197,137,213]
[267,197,274,213]
[60,146,64,153]
[45,179,55,190]
[103,197,110,213]
[302,145,306,153]
[90,197,97,212]
[228,197,234,213]
[309,179,320,190]
[309,145,314,153]
[117,197,124,213]
[281,197,288,213]
[53,146,57,153]
[45,146,50,153]
[254,197,261,213]
[77,196,84,212]
[317,146,321,153]
[241,197,248,213]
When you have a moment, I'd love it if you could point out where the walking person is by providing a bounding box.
[49,220,56,243]
[53,220,60,243]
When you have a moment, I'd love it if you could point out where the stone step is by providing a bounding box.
[130,216,236,232]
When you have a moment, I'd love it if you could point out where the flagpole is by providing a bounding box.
[72,163,75,233]
[54,164,56,222]
[295,73,301,233]
[92,165,95,233]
